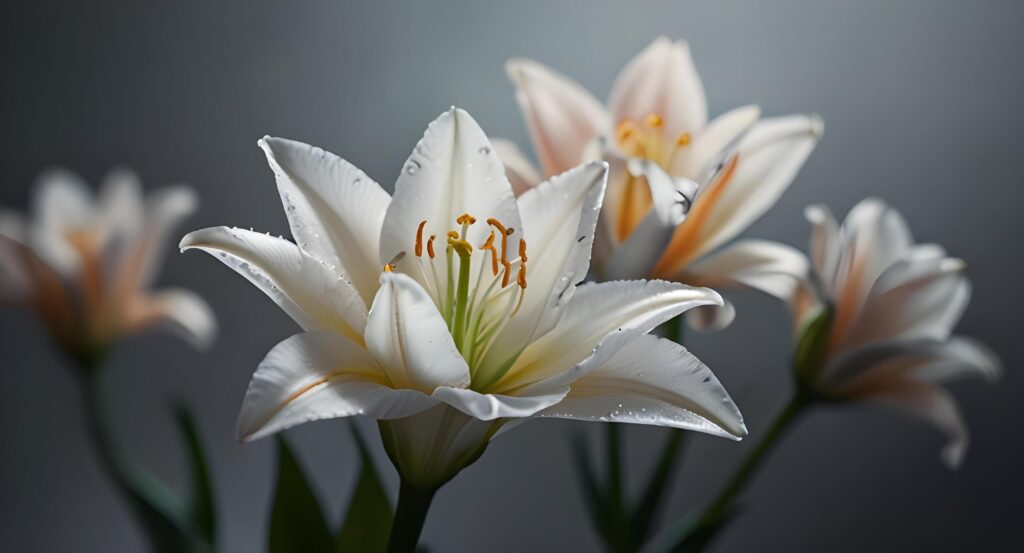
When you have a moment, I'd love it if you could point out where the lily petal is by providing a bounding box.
[237,330,435,442]
[433,385,568,420]
[499,280,722,393]
[506,59,610,176]
[683,239,810,303]
[685,300,737,333]
[379,108,522,293]
[365,273,471,393]
[98,168,145,246]
[478,161,607,378]
[608,37,707,141]
[491,138,544,196]
[126,185,198,290]
[860,381,970,468]
[31,168,95,277]
[259,137,390,305]
[0,212,31,302]
[673,104,761,179]
[538,334,746,439]
[804,204,840,290]
[603,160,695,281]
[127,288,217,349]
[180,227,366,342]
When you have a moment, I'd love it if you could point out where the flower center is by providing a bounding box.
[387,213,528,371]
[615,113,691,170]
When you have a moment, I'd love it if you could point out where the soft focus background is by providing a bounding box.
[2,1,1022,551]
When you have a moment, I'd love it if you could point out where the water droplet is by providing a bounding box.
[478,146,491,155]
[406,160,421,175]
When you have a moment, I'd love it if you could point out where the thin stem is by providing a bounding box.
[696,392,810,536]
[387,480,437,553]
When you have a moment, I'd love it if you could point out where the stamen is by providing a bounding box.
[383,251,406,273]
[482,231,499,275]
[645,113,663,128]
[456,213,476,240]
[501,258,512,287]
[415,220,427,257]
[427,234,436,259]
[676,132,692,147]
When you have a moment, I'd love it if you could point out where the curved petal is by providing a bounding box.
[683,239,810,303]
[805,204,840,291]
[603,160,696,280]
[0,212,32,302]
[365,273,471,393]
[685,300,737,333]
[98,168,145,246]
[657,114,823,276]
[477,162,608,378]
[259,136,390,305]
[237,331,436,442]
[841,257,970,351]
[379,108,523,295]
[497,280,722,393]
[608,37,707,141]
[860,381,970,468]
[505,58,609,176]
[432,385,568,421]
[126,288,217,349]
[31,168,95,277]
[672,104,761,179]
[180,227,367,342]
[491,138,544,196]
[538,334,746,439]
[122,185,198,290]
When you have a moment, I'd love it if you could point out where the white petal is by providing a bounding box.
[538,335,746,439]
[379,108,523,295]
[683,239,810,303]
[603,160,695,280]
[685,300,737,333]
[688,114,823,258]
[259,137,390,305]
[127,185,198,289]
[180,227,366,342]
[841,257,970,351]
[861,382,970,469]
[506,59,610,176]
[477,162,608,377]
[804,204,840,291]
[98,168,145,244]
[491,138,544,195]
[127,288,217,349]
[608,37,708,139]
[238,331,436,442]
[673,104,761,179]
[498,280,722,393]
[365,273,471,393]
[0,211,32,302]
[31,168,95,277]
[432,385,568,420]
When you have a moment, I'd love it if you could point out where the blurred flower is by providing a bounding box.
[181,108,746,489]
[735,198,1000,467]
[501,36,822,329]
[0,168,215,362]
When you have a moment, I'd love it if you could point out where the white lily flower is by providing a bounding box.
[502,36,823,330]
[181,108,746,489]
[0,168,216,360]
[729,198,1000,468]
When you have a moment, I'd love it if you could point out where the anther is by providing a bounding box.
[482,231,499,275]
[645,113,663,128]
[455,213,477,225]
[427,235,436,259]
[384,251,406,273]
[415,220,427,257]
[676,132,692,147]
[518,239,527,262]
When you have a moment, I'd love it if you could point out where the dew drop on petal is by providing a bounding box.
[406,160,421,175]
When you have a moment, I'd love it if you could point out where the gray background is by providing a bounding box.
[2,0,1022,551]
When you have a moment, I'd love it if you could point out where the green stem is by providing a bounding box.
[387,480,437,553]
[694,392,810,539]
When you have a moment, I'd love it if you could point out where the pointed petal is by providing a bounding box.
[365,273,470,393]
[259,137,390,305]
[180,227,366,342]
[491,138,544,195]
[672,105,761,178]
[860,381,970,468]
[124,185,198,290]
[805,204,840,291]
[497,280,722,393]
[31,168,95,276]
[379,108,523,294]
[98,168,145,243]
[478,162,608,377]
[237,331,436,442]
[538,335,746,439]
[842,257,970,351]
[685,300,737,333]
[506,59,609,176]
[609,37,707,140]
[603,160,696,280]
[683,239,810,303]
[126,288,217,349]
[432,385,568,420]
[0,211,32,302]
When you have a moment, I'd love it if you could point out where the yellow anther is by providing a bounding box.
[616,120,639,144]
[383,264,394,273]
[645,113,664,128]
[675,132,692,147]
[482,231,499,275]
[415,220,427,257]
[447,230,473,257]
[383,251,405,273]
[487,218,514,265]
[456,213,477,225]
[427,234,436,259]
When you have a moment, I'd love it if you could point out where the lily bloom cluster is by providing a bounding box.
[500,36,823,330]
[182,108,747,489]
[0,169,215,362]
[731,199,1000,467]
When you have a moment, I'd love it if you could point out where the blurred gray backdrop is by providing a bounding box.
[2,1,1022,551]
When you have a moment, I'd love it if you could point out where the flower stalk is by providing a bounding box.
[387,481,438,553]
